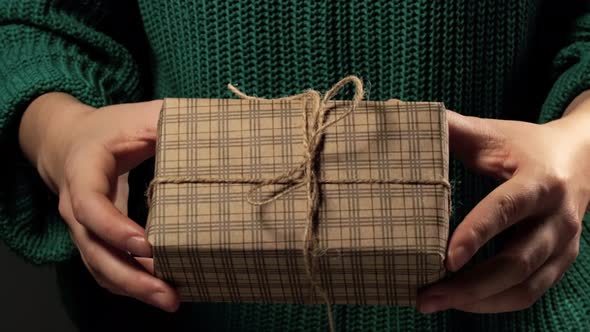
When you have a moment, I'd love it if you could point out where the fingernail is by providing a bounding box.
[127,236,152,257]
[450,246,469,271]
[419,295,446,314]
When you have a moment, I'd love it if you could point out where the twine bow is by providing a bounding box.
[148,76,451,332]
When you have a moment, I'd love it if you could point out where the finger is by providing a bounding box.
[446,177,545,271]
[446,110,500,156]
[418,215,556,313]
[446,111,508,178]
[83,235,179,312]
[113,99,162,128]
[452,240,578,313]
[67,149,151,257]
[61,194,154,296]
[79,248,122,294]
[64,199,179,312]
[114,173,129,216]
[108,100,162,174]
[135,257,156,274]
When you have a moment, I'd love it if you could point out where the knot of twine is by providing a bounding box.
[148,76,451,332]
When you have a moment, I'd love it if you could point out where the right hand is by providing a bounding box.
[19,93,179,312]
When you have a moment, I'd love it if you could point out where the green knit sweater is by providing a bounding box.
[1,1,590,331]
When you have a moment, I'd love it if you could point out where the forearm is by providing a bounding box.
[18,92,93,192]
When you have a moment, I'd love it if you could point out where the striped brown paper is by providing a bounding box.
[146,94,450,306]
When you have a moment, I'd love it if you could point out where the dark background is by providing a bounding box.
[0,241,75,332]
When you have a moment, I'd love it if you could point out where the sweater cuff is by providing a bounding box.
[538,53,590,124]
[538,11,590,124]
[0,44,141,264]
[0,53,111,263]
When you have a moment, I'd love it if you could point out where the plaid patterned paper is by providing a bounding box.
[146,98,450,305]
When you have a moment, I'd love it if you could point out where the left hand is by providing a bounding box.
[416,106,590,314]
[19,94,179,311]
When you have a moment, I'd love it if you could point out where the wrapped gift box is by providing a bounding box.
[146,78,450,306]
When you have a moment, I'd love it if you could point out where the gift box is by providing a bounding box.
[146,77,450,307]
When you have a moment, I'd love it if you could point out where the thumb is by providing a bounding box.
[108,99,163,174]
[448,110,490,154]
[447,110,505,176]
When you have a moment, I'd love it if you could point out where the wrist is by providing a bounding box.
[549,90,590,132]
[546,91,590,149]
[545,91,590,210]
[19,92,93,192]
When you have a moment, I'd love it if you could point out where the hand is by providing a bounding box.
[19,93,179,312]
[416,103,590,314]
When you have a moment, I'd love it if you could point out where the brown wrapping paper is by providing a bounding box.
[146,87,450,306]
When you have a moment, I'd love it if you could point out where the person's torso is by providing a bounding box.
[137,0,572,121]
[117,1,590,330]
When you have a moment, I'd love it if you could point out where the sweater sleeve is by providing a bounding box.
[539,5,590,123]
[0,1,147,264]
